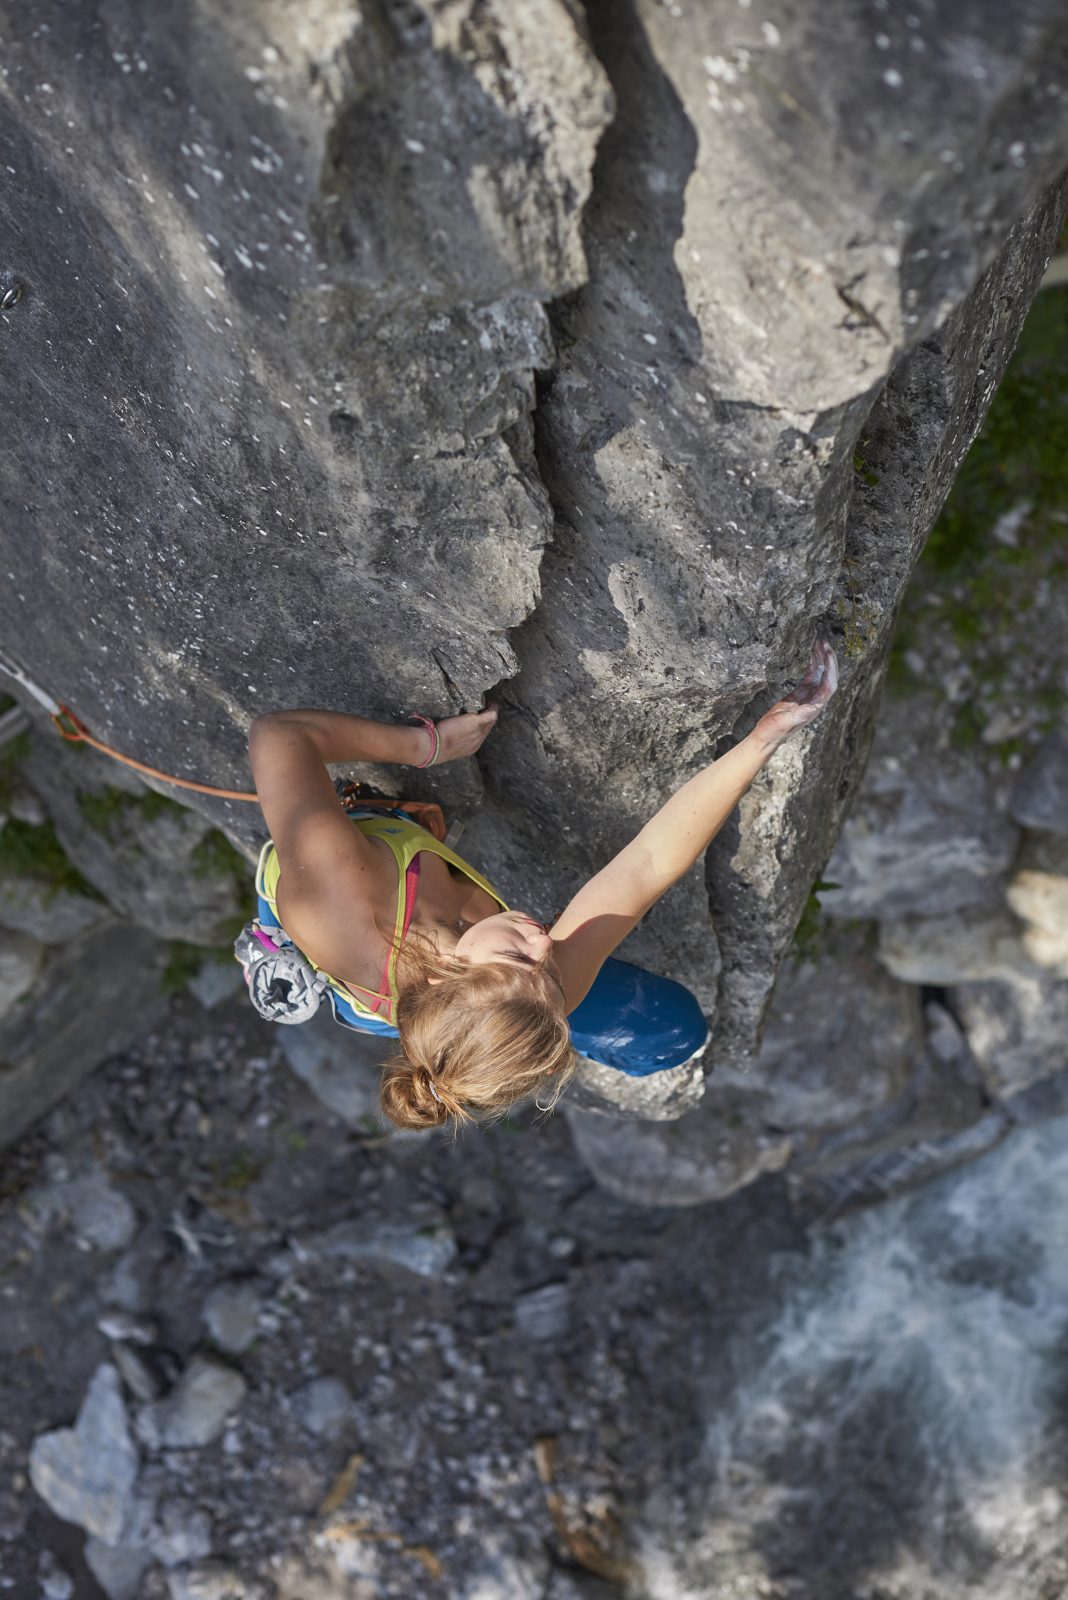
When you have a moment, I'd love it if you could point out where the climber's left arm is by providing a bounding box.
[551,640,839,1011]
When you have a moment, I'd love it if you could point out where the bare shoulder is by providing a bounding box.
[550,910,641,1014]
[249,715,384,910]
[277,860,386,988]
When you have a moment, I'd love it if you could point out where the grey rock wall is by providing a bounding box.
[0,923,170,1147]
[0,0,610,815]
[20,731,248,945]
[2,0,1068,1176]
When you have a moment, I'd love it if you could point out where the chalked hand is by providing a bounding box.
[430,705,499,765]
[755,639,839,750]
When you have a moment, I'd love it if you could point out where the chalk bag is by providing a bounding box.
[234,922,328,1026]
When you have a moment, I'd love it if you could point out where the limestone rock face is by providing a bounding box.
[275,1005,388,1126]
[949,974,1068,1099]
[1010,730,1068,833]
[0,0,610,816]
[742,931,921,1134]
[0,924,170,1150]
[0,929,45,1020]
[565,1082,794,1207]
[565,924,923,1203]
[0,869,110,946]
[1,1,1067,1175]
[877,905,1045,986]
[567,1049,708,1122]
[483,8,1068,1060]
[21,734,248,946]
[821,699,1020,922]
[1006,831,1068,974]
[29,1365,139,1545]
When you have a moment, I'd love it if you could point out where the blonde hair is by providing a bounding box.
[378,928,577,1135]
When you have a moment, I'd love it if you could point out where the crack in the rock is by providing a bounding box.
[430,649,465,710]
[715,397,787,418]
[478,0,733,1037]
[835,276,892,342]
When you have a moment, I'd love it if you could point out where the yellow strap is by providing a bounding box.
[255,816,508,1014]
[337,814,509,1010]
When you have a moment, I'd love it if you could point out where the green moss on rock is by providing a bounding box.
[888,286,1068,747]
[77,784,187,842]
[790,876,842,966]
[0,816,103,901]
[191,829,248,888]
[926,288,1068,574]
[0,731,32,809]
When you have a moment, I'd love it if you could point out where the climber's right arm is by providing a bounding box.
[250,705,498,770]
[249,703,499,909]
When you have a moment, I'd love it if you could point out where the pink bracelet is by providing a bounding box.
[411,715,440,768]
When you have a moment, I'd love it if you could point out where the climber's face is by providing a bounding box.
[453,910,565,999]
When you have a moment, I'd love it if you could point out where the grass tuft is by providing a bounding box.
[77,785,186,842]
[791,877,842,965]
[0,816,103,901]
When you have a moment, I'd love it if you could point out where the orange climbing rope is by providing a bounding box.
[50,709,452,837]
[0,650,256,799]
[52,706,259,802]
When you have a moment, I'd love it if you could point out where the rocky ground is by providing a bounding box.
[4,982,1068,1600]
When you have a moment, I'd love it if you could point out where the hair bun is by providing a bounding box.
[379,1055,450,1130]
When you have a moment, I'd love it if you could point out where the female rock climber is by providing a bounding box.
[247,638,838,1132]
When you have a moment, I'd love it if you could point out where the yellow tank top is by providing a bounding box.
[255,812,508,1022]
